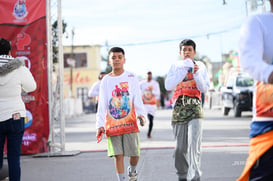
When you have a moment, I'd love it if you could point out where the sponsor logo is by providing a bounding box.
[21,94,35,103]
[16,32,31,51]
[15,32,31,57]
[24,110,33,128]
[22,133,37,146]
[13,0,28,20]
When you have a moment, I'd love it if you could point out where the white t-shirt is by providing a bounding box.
[96,71,146,131]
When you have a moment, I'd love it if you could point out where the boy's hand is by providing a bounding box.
[96,127,105,143]
[137,115,145,126]
[193,64,199,74]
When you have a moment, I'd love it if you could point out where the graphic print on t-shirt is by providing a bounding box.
[109,82,130,119]
[105,81,139,137]
[171,72,201,103]
[142,86,156,105]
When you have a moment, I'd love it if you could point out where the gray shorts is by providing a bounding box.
[107,132,140,157]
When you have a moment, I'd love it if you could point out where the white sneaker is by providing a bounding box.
[127,167,137,181]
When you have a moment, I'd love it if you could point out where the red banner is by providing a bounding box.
[0,0,49,154]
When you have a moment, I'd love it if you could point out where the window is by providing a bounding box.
[77,87,88,102]
[236,77,254,87]
[64,53,87,68]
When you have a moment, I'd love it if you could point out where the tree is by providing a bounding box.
[52,20,67,64]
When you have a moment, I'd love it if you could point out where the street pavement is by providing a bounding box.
[20,108,251,181]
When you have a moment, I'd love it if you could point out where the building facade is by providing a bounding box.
[63,45,101,113]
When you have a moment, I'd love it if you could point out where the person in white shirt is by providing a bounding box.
[0,38,36,181]
[88,72,106,112]
[96,47,146,181]
[237,1,273,180]
[139,71,160,138]
[165,39,210,181]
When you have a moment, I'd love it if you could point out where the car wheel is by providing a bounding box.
[222,107,230,116]
[234,104,241,117]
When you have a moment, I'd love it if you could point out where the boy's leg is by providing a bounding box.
[114,155,125,173]
[249,145,273,181]
[129,156,139,172]
[187,119,202,181]
[147,114,154,138]
[108,135,126,181]
[114,155,126,181]
[172,122,189,180]
[123,133,140,181]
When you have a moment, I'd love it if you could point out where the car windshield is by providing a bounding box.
[236,76,254,87]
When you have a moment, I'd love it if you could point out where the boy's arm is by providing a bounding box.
[165,63,188,91]
[193,62,210,93]
[153,81,161,99]
[240,16,273,83]
[88,82,100,98]
[133,77,146,116]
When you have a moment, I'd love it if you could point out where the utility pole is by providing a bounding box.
[70,28,75,96]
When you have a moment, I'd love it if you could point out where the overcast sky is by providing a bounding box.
[62,0,270,77]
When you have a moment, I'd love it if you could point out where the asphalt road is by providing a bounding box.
[20,108,252,181]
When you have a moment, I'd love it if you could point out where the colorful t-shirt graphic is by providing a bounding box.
[106,82,139,137]
[109,82,130,119]
[171,71,201,103]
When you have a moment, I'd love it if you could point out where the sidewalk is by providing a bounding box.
[20,108,249,181]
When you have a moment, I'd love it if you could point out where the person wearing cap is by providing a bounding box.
[165,39,210,181]
[139,71,160,138]
[237,0,273,180]
[0,38,36,181]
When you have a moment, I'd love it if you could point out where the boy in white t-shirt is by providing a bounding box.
[96,47,146,181]
[165,39,210,181]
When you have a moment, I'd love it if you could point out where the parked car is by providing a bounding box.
[221,72,254,117]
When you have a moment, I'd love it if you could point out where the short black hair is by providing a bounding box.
[0,38,11,55]
[147,71,152,75]
[98,71,106,80]
[108,47,125,56]
[179,39,196,51]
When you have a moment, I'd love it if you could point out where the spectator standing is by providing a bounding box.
[0,38,36,181]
